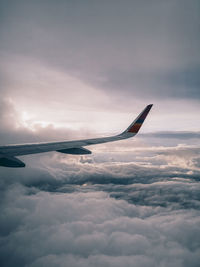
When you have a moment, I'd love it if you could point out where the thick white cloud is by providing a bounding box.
[1,134,200,266]
[0,183,200,267]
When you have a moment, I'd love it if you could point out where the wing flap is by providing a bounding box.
[0,156,25,168]
[57,147,91,155]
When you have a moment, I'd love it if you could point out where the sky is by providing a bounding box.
[0,1,200,267]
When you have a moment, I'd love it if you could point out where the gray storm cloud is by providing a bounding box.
[0,0,200,103]
[0,0,200,133]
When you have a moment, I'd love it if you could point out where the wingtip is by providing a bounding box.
[145,104,153,112]
[147,104,153,108]
[126,104,153,134]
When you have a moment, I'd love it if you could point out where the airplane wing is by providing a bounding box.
[0,104,153,167]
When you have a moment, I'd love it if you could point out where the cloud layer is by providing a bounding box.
[1,138,200,267]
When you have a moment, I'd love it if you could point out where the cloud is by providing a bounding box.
[1,136,200,267]
[1,0,200,102]
[0,182,200,267]
[0,98,98,145]
[142,131,200,140]
[0,1,200,266]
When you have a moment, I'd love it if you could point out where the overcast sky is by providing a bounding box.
[0,1,200,267]
[0,0,200,137]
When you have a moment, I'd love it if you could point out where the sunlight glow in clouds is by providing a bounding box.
[2,56,200,136]
[2,57,131,134]
[20,111,68,131]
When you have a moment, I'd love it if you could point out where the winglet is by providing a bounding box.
[122,104,153,135]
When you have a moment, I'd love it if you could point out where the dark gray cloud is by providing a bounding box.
[142,131,200,139]
[0,0,200,101]
[140,131,200,146]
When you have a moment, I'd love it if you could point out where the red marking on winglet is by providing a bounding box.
[128,104,153,133]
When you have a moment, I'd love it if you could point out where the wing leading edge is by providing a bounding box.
[0,104,153,167]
